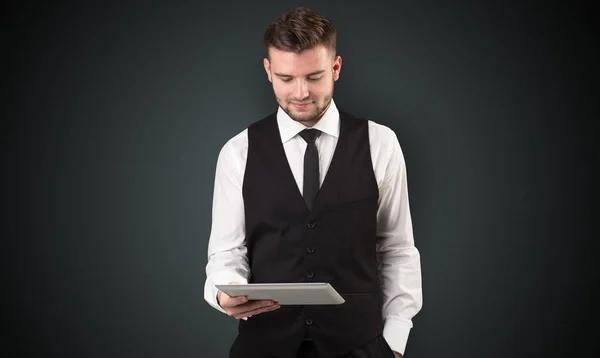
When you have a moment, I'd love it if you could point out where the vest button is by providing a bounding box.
[306,271,314,278]
[305,318,313,325]
[307,222,315,229]
[307,247,315,253]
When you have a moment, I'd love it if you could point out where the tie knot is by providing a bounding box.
[299,129,321,144]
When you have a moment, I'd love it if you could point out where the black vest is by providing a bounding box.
[239,110,381,358]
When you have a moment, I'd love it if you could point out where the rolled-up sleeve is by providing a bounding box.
[204,135,250,314]
[376,128,423,356]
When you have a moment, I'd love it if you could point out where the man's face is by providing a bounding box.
[264,44,342,126]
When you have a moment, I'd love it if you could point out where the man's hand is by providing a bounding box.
[217,282,280,319]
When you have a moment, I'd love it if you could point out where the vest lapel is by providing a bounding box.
[267,116,310,213]
[270,115,349,215]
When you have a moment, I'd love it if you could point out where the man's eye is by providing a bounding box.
[281,78,292,82]
[308,77,322,82]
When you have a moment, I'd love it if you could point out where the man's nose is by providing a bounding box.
[293,80,309,99]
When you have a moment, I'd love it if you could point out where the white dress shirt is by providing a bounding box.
[204,99,422,355]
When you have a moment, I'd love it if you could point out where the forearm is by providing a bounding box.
[374,126,423,356]
[203,136,250,314]
[379,245,423,356]
[204,248,250,313]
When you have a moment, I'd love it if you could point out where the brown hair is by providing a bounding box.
[263,7,337,58]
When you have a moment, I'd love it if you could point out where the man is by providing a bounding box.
[204,7,422,358]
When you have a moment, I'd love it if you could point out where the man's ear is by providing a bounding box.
[333,55,342,81]
[263,58,272,83]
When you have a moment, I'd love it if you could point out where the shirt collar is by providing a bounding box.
[276,98,340,143]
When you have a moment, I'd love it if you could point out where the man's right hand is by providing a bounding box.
[217,282,281,319]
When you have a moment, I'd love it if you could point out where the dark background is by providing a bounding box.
[2,0,598,357]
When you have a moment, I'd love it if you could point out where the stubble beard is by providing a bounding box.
[277,84,335,124]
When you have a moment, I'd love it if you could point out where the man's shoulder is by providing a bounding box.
[219,128,247,161]
[247,112,278,130]
[220,112,278,156]
[367,119,396,140]
[339,109,397,140]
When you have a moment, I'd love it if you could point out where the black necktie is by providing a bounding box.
[299,129,321,210]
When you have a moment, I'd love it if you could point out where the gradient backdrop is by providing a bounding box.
[3,0,598,357]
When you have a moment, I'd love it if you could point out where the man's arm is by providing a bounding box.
[204,136,250,314]
[375,127,423,357]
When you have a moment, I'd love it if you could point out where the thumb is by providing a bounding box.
[218,282,248,308]
[226,281,248,303]
[226,294,249,307]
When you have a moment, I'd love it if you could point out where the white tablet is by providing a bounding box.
[215,282,345,305]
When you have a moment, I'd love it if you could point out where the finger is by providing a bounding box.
[235,302,280,319]
[226,282,245,299]
[236,304,279,319]
[221,294,249,308]
[226,299,275,316]
[217,281,246,308]
[228,300,276,318]
[220,289,258,308]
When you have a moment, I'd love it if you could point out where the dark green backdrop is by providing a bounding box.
[3,0,598,357]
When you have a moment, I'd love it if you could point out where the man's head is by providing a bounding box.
[263,7,342,126]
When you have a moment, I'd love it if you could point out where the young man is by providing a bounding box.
[204,7,422,358]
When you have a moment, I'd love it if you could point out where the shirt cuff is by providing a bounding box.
[204,273,248,315]
[382,316,413,356]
